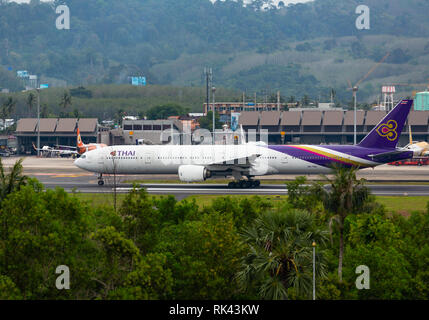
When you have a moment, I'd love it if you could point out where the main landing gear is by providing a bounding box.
[97,174,105,186]
[228,180,261,189]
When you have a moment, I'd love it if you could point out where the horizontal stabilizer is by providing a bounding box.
[368,150,413,162]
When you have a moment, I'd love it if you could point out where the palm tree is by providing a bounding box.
[318,165,370,283]
[41,104,50,118]
[301,95,310,107]
[27,92,37,116]
[330,88,336,104]
[236,209,328,300]
[0,97,16,132]
[59,91,72,111]
[0,158,28,205]
[0,158,28,272]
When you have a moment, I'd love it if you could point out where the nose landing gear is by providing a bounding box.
[97,174,104,186]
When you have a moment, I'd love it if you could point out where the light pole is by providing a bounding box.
[353,86,358,145]
[36,88,40,157]
[312,241,316,300]
[212,86,216,145]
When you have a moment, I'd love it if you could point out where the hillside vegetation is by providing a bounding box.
[1,0,429,102]
[0,85,240,120]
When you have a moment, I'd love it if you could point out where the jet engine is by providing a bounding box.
[178,165,211,182]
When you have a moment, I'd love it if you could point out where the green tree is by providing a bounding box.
[118,187,159,252]
[156,212,244,299]
[0,158,28,206]
[318,165,371,283]
[59,91,72,111]
[301,95,310,107]
[0,96,16,132]
[146,103,187,120]
[286,176,323,214]
[26,92,37,116]
[198,111,222,131]
[237,209,328,300]
[91,226,141,299]
[111,253,173,300]
[0,275,22,300]
[0,184,99,299]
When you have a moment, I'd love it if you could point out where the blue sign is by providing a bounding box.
[231,113,240,131]
[39,84,49,89]
[247,103,255,106]
[131,76,146,86]
[7,67,12,71]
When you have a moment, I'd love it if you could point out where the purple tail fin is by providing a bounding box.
[358,99,413,149]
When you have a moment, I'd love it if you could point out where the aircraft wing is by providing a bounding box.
[207,154,262,169]
[195,146,263,169]
[56,145,77,149]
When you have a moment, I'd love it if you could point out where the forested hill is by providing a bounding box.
[1,0,429,101]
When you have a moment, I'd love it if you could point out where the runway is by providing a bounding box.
[3,157,429,197]
[35,180,429,197]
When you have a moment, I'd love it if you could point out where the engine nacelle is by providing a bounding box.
[178,165,211,182]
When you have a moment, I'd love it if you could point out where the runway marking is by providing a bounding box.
[115,187,289,194]
[31,173,93,177]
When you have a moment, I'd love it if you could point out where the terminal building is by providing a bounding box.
[238,110,429,146]
[13,109,429,151]
[15,118,99,154]
[98,119,183,146]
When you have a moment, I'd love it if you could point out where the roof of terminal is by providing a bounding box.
[239,112,260,126]
[323,111,344,126]
[260,111,281,126]
[344,111,365,126]
[16,118,98,134]
[301,111,322,126]
[280,111,301,126]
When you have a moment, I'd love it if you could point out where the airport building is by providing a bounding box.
[15,118,99,154]
[14,109,429,151]
[238,110,429,146]
[414,92,429,111]
[98,119,183,146]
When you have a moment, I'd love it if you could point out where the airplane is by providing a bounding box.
[32,142,78,158]
[74,99,414,187]
[76,128,107,154]
[404,124,429,157]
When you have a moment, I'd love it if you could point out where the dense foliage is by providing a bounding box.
[0,85,240,120]
[1,0,429,101]
[0,160,428,300]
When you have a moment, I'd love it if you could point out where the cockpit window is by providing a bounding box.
[81,155,87,159]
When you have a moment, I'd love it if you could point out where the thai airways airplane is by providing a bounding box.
[75,100,414,187]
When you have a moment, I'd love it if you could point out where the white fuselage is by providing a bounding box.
[74,144,379,178]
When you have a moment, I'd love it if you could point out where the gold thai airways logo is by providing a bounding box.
[376,120,398,141]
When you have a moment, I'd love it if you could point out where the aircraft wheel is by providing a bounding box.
[228,182,235,188]
[245,180,253,189]
[238,180,246,189]
[98,180,105,186]
[254,180,261,188]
